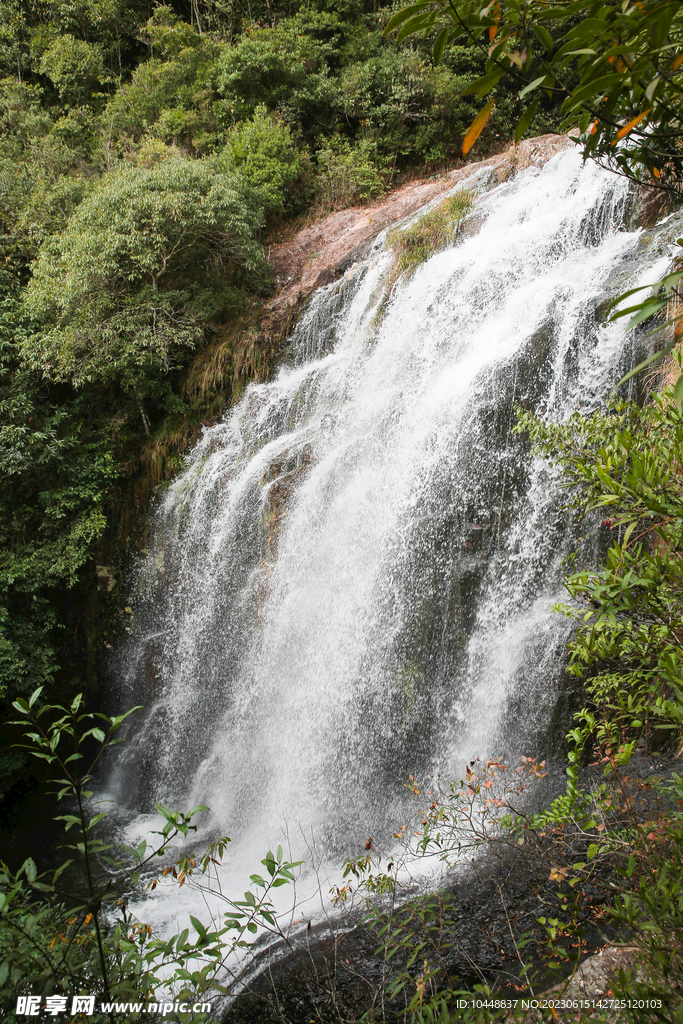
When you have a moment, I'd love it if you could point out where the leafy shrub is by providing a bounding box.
[0,271,114,706]
[38,35,104,105]
[138,6,207,59]
[219,105,311,216]
[0,79,51,148]
[340,48,458,169]
[216,24,339,140]
[0,80,91,260]
[101,11,223,157]
[1,691,302,1020]
[315,136,384,211]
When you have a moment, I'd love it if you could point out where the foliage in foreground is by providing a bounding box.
[386,0,683,191]
[1,691,302,1022]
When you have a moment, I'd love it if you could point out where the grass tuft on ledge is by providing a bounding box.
[388,189,474,274]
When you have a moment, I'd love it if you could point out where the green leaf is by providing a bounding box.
[383,1,431,35]
[52,859,73,883]
[515,99,539,143]
[519,76,546,99]
[645,76,661,102]
[613,271,683,311]
[81,726,106,743]
[533,24,554,52]
[673,372,683,411]
[461,69,505,98]
[21,858,37,883]
[396,12,434,44]
[54,814,82,830]
[433,26,449,63]
[616,336,678,386]
[567,73,624,108]
[86,812,109,830]
[625,299,668,331]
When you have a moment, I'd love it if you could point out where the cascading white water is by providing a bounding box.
[111,147,670,908]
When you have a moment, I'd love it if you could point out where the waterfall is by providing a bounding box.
[110,147,668,902]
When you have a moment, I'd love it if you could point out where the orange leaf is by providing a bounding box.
[653,166,661,177]
[673,53,683,70]
[463,97,495,156]
[549,866,569,882]
[489,1,500,44]
[611,107,652,145]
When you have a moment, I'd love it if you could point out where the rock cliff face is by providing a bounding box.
[262,134,574,331]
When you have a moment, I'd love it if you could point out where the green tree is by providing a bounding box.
[24,156,267,392]
[216,22,339,141]
[101,10,225,158]
[0,79,92,262]
[38,34,104,104]
[0,269,115,713]
[0,0,151,82]
[218,104,311,215]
